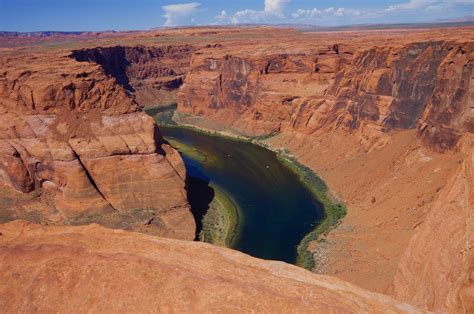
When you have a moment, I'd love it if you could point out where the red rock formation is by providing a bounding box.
[1,26,473,312]
[178,44,351,135]
[0,51,195,240]
[71,45,195,108]
[391,134,473,312]
[417,43,474,152]
[0,220,421,313]
[179,39,473,149]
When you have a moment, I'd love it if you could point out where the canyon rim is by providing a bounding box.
[0,18,473,314]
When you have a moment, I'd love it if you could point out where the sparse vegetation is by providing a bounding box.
[277,152,346,270]
[199,184,240,247]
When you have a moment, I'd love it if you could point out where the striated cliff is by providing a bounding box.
[178,40,473,152]
[0,51,195,239]
[0,220,421,313]
[391,134,473,312]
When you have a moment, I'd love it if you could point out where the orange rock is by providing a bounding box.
[1,26,473,312]
[0,220,421,313]
[390,134,474,312]
[0,50,195,240]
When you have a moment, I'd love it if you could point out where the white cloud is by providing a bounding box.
[215,0,473,26]
[291,7,365,21]
[264,0,291,15]
[386,0,474,11]
[216,0,291,24]
[386,0,438,11]
[162,2,202,27]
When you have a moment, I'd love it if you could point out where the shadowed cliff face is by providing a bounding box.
[0,51,195,240]
[331,41,473,152]
[417,43,473,152]
[71,45,195,108]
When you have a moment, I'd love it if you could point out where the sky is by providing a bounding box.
[0,0,472,31]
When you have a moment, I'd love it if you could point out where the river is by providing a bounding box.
[160,126,324,264]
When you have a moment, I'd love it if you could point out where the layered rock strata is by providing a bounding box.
[178,41,473,152]
[391,134,474,312]
[0,51,194,239]
[0,26,473,312]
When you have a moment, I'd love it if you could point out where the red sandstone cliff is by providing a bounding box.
[0,51,195,239]
[178,40,472,152]
[391,134,473,312]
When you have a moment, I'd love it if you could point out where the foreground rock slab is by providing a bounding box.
[0,220,421,313]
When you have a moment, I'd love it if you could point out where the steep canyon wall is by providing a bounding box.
[178,40,473,152]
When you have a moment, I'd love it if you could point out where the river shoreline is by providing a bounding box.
[148,107,346,270]
[200,183,240,247]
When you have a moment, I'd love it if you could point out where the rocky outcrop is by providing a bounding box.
[417,43,474,152]
[0,51,195,240]
[0,220,421,313]
[328,41,473,152]
[71,45,195,108]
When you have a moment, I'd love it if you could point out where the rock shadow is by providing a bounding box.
[185,175,215,241]
[70,46,135,93]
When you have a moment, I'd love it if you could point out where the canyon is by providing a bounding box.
[0,26,472,312]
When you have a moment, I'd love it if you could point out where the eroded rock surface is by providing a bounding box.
[391,134,474,312]
[178,39,473,152]
[0,26,473,312]
[0,220,421,313]
[0,51,195,239]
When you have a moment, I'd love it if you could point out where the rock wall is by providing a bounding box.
[178,44,353,136]
[0,51,195,240]
[178,40,473,152]
[71,45,195,108]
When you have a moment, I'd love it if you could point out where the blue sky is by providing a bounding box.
[0,0,472,31]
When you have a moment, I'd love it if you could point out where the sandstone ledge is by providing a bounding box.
[0,220,422,313]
